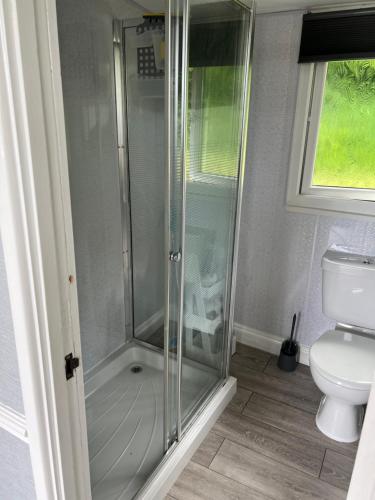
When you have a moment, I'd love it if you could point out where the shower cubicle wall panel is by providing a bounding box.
[56,0,127,373]
[124,25,165,344]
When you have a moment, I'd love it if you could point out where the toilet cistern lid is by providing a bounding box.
[310,329,375,388]
[322,247,375,273]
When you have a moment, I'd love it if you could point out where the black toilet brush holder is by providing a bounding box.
[277,313,299,372]
[277,339,299,372]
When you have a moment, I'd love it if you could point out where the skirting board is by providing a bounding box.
[0,403,28,442]
[234,323,310,366]
[135,376,237,500]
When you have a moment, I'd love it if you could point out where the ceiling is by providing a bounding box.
[106,0,375,20]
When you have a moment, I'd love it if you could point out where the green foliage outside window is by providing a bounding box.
[187,66,242,178]
[313,60,375,189]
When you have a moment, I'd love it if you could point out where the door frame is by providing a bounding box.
[0,0,91,498]
[347,377,375,499]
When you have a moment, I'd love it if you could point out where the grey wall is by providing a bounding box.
[0,240,24,413]
[0,239,36,499]
[57,0,126,372]
[235,11,375,348]
[0,429,35,500]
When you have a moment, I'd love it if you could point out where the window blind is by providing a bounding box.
[299,9,375,63]
[190,21,241,67]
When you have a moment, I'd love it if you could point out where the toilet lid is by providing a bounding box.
[310,329,375,389]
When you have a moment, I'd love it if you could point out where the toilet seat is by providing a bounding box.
[310,329,375,391]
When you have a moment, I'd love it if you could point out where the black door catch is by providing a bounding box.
[65,353,80,380]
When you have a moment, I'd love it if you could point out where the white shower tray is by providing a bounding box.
[84,343,218,500]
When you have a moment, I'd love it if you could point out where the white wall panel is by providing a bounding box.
[0,239,24,413]
[0,239,34,497]
[56,0,126,372]
[0,428,35,500]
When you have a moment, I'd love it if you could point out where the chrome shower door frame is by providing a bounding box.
[224,0,256,379]
[164,0,190,448]
[113,19,134,342]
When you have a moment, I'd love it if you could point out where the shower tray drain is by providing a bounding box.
[131,365,143,374]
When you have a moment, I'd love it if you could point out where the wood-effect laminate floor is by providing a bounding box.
[167,343,358,500]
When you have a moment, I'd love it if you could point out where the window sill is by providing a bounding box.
[286,191,375,220]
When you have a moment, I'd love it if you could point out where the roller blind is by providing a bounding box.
[299,8,375,63]
[190,21,241,67]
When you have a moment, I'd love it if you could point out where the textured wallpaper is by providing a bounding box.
[235,11,375,348]
[0,239,24,412]
[1,240,34,497]
[0,429,35,500]
[56,0,127,372]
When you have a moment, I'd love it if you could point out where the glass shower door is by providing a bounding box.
[165,0,254,436]
[180,0,253,429]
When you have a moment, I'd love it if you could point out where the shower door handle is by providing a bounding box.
[169,249,182,263]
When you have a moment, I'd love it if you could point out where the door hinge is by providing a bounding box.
[65,353,80,380]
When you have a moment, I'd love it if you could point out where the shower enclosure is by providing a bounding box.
[56,0,253,497]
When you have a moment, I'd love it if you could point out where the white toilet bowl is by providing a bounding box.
[310,329,375,443]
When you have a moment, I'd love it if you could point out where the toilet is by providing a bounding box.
[310,248,375,443]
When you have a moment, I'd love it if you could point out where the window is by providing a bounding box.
[287,9,375,217]
[312,60,375,190]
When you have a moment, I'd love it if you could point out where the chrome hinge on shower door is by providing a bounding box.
[169,249,182,263]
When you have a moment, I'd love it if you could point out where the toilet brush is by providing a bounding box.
[277,313,299,372]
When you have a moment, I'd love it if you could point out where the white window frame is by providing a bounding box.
[287,61,375,218]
